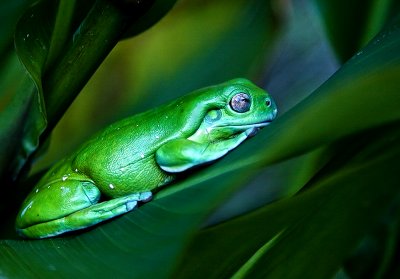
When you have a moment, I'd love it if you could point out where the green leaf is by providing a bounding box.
[0,0,177,181]
[313,0,399,61]
[0,53,36,181]
[0,0,49,180]
[173,129,400,278]
[7,0,58,179]
[1,10,399,278]
[0,0,36,56]
[122,0,178,39]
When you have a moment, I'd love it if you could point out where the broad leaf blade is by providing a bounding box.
[8,0,57,178]
[0,0,177,180]
[173,128,400,278]
[313,0,399,61]
[0,53,36,181]
[122,0,178,39]
[1,13,400,278]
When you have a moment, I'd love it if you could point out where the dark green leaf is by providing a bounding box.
[173,128,400,279]
[313,0,399,61]
[1,11,399,278]
[0,0,37,56]
[0,0,176,180]
[122,0,178,39]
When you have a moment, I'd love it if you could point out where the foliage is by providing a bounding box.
[0,0,399,278]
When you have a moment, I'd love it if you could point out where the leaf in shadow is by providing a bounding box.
[173,127,400,279]
[0,5,399,279]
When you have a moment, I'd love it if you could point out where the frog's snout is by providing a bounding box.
[272,107,278,119]
[247,100,277,137]
[264,106,277,123]
[267,97,278,120]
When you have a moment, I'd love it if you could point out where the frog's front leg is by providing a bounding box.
[16,179,152,239]
[155,131,249,173]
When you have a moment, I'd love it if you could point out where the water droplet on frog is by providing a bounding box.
[62,175,68,181]
[109,184,115,189]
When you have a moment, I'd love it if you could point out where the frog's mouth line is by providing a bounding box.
[221,121,272,137]
[224,120,272,130]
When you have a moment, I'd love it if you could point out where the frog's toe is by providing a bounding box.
[126,200,138,211]
[138,191,153,202]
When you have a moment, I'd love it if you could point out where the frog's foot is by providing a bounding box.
[17,191,152,239]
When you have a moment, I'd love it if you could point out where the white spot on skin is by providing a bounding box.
[109,184,115,189]
[140,154,145,158]
[155,135,160,139]
[20,201,34,217]
[62,175,68,181]
[35,189,39,193]
[74,168,79,172]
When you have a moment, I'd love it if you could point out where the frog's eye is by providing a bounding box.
[265,98,272,107]
[230,93,251,113]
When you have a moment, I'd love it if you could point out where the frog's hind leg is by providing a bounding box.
[17,180,152,238]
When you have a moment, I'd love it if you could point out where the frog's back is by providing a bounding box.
[69,112,178,197]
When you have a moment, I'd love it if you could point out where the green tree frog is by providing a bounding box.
[16,78,277,238]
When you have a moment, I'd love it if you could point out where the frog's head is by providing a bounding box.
[192,78,278,142]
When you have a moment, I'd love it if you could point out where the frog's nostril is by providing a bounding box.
[266,99,271,107]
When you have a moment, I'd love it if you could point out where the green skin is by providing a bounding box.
[16,78,277,238]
